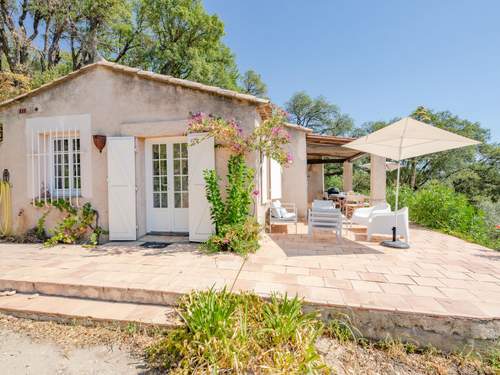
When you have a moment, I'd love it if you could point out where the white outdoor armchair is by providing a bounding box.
[269,200,298,234]
[308,200,342,238]
[367,207,410,243]
[351,203,391,226]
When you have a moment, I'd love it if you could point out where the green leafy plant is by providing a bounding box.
[145,288,328,373]
[387,181,498,249]
[188,109,291,255]
[34,199,106,248]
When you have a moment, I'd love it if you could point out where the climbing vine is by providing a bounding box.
[34,199,106,247]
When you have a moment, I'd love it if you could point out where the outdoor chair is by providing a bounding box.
[269,200,298,234]
[308,201,342,238]
[351,203,391,226]
[366,207,410,243]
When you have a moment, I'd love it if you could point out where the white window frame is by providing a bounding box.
[50,136,81,198]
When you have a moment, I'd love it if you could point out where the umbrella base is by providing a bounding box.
[381,240,410,249]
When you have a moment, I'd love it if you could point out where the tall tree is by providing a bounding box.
[240,69,267,97]
[126,0,239,89]
[0,0,43,73]
[285,91,353,135]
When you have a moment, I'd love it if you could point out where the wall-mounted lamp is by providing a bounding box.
[2,169,9,182]
[93,135,107,153]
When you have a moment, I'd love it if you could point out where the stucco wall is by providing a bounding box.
[307,164,324,203]
[0,66,264,238]
[281,129,308,219]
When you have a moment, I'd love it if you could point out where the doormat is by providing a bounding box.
[140,242,171,249]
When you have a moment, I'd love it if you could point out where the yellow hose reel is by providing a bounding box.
[0,181,12,236]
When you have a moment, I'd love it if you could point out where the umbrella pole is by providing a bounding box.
[393,161,400,241]
[381,160,409,249]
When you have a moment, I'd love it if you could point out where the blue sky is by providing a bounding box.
[204,0,500,141]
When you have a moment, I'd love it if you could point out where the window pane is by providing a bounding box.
[181,176,188,191]
[153,177,160,192]
[159,159,167,175]
[153,193,161,208]
[174,192,181,208]
[161,193,168,208]
[173,143,180,158]
[174,160,180,175]
[153,160,159,175]
[181,143,187,157]
[161,176,168,190]
[159,144,167,159]
[181,160,188,175]
[174,176,181,191]
[153,144,159,159]
[182,192,189,208]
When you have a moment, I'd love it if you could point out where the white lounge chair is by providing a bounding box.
[366,207,410,243]
[308,200,342,238]
[269,200,297,234]
[351,203,391,226]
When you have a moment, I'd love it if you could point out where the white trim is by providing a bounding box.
[26,114,92,200]
[145,136,189,233]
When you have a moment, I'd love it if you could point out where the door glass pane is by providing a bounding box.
[152,143,168,208]
[173,142,188,208]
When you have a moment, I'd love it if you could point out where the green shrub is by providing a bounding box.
[203,154,260,255]
[145,288,328,373]
[204,216,260,255]
[387,181,498,249]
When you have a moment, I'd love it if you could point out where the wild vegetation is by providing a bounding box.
[144,288,499,374]
[33,199,106,247]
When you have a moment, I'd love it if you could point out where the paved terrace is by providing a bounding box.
[0,226,499,349]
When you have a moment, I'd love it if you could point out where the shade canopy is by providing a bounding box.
[361,161,400,171]
[343,117,480,161]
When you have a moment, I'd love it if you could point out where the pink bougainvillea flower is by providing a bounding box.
[287,152,293,163]
[252,189,260,196]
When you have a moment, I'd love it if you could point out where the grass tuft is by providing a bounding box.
[145,288,329,373]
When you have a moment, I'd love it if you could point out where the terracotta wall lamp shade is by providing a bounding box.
[93,135,106,153]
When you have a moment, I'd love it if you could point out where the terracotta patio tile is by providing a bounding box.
[411,277,445,287]
[323,278,352,290]
[296,275,325,287]
[359,272,387,282]
[408,285,445,298]
[309,268,333,277]
[262,265,286,274]
[414,268,445,278]
[286,266,310,276]
[389,267,419,276]
[468,273,499,282]
[379,283,412,296]
[333,270,360,280]
[351,280,382,293]
[436,298,488,318]
[402,295,448,315]
[437,287,479,301]
[440,271,473,280]
[384,274,415,285]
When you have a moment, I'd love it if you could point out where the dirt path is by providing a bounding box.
[0,328,146,375]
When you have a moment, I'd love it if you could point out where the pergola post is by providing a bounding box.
[370,154,386,205]
[342,161,353,192]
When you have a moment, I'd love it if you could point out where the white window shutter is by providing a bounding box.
[270,158,282,200]
[187,133,215,242]
[107,137,137,240]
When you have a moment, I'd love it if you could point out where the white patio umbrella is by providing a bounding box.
[361,161,400,171]
[343,117,480,249]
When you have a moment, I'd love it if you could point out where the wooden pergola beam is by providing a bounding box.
[307,158,347,164]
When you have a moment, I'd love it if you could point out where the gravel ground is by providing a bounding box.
[0,329,144,375]
[0,313,496,374]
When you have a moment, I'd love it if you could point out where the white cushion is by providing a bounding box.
[271,207,282,218]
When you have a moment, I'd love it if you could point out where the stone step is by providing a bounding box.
[0,293,182,327]
[0,278,182,306]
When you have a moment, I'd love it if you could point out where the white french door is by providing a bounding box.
[145,137,189,233]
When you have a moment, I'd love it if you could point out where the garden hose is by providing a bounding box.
[0,181,12,235]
